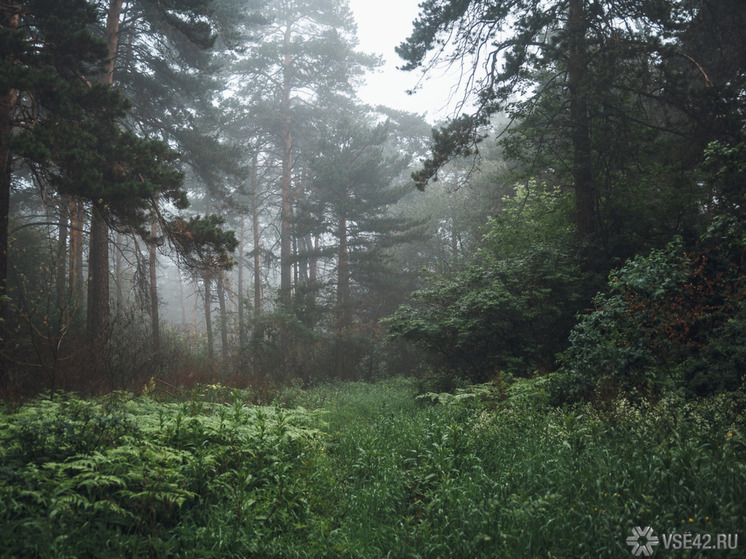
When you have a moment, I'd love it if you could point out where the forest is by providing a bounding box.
[1,0,744,557]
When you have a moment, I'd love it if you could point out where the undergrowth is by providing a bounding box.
[1,378,744,557]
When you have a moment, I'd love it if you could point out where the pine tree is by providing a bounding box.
[229,0,379,306]
[1,0,126,379]
[396,0,742,251]
[309,111,422,375]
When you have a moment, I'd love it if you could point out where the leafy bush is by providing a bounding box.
[683,301,746,395]
[0,391,321,557]
[386,182,591,382]
[556,237,746,403]
[2,380,744,557]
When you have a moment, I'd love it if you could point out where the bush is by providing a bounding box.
[385,182,591,382]
[1,380,744,557]
[556,237,746,403]
[0,391,322,557]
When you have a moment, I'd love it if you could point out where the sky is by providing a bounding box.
[348,0,460,123]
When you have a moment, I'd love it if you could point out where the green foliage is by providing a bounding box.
[557,237,746,402]
[167,214,239,272]
[279,378,746,557]
[386,182,588,380]
[1,380,744,557]
[4,1,190,232]
[2,225,86,394]
[702,140,746,246]
[0,391,321,557]
[682,302,746,396]
[245,306,320,383]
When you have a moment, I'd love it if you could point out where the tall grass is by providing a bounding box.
[290,380,745,558]
[1,379,743,557]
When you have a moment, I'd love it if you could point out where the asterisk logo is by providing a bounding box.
[626,526,659,556]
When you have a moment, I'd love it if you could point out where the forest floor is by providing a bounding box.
[1,377,744,558]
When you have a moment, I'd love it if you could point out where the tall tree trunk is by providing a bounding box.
[87,0,124,378]
[238,216,246,350]
[251,154,263,318]
[68,199,85,302]
[306,232,319,327]
[86,207,110,372]
[149,221,160,355]
[336,212,350,331]
[204,274,214,359]
[192,281,198,333]
[279,18,294,305]
[217,271,228,359]
[0,4,19,365]
[310,233,319,286]
[203,195,214,359]
[56,203,69,309]
[568,0,595,239]
[179,270,187,325]
[114,231,124,313]
[335,212,350,376]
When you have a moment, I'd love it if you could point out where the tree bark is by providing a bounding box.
[178,270,187,325]
[0,3,19,350]
[217,270,228,359]
[56,203,69,308]
[251,156,263,318]
[334,212,350,377]
[279,17,294,305]
[149,221,160,354]
[568,0,595,239]
[204,274,214,359]
[87,0,124,377]
[238,216,246,349]
[68,199,85,302]
[114,231,124,313]
[86,207,110,371]
[336,212,350,332]
[310,233,319,286]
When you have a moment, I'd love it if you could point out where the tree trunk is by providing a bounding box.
[568,0,595,239]
[86,207,110,376]
[335,208,351,376]
[451,217,459,260]
[149,221,160,355]
[0,3,19,352]
[87,0,124,379]
[217,271,228,359]
[114,231,124,313]
[251,157,263,318]
[192,281,198,332]
[310,233,319,286]
[102,0,124,83]
[56,203,69,309]
[178,270,187,325]
[238,216,246,350]
[68,199,85,302]
[336,212,350,332]
[204,274,214,359]
[279,18,294,305]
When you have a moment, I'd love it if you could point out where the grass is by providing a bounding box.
[1,378,744,557]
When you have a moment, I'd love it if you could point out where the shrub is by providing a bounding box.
[556,237,746,403]
[385,182,590,382]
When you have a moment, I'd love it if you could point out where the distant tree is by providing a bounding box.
[229,0,379,306]
[309,113,424,375]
